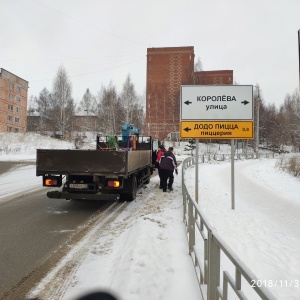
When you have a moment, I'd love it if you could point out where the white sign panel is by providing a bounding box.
[181,85,253,120]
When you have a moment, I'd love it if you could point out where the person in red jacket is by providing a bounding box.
[155,145,166,188]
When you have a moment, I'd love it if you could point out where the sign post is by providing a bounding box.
[180,85,254,209]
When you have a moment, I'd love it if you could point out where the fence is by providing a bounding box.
[182,155,277,300]
[198,152,275,163]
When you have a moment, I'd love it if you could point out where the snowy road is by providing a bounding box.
[0,164,118,299]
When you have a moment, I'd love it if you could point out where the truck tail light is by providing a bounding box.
[43,175,62,187]
[107,180,120,188]
[45,178,57,186]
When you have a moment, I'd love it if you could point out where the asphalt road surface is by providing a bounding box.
[0,161,110,299]
[0,161,18,174]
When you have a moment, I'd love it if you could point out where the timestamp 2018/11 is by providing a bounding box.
[251,279,299,288]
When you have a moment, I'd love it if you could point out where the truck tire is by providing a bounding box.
[121,175,137,201]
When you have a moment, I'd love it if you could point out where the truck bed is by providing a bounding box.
[36,149,151,176]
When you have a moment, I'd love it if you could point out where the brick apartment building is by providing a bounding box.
[145,46,233,140]
[0,68,28,133]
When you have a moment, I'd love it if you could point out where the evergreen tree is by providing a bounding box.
[184,139,196,155]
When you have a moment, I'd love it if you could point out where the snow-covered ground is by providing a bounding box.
[185,159,300,300]
[0,133,300,300]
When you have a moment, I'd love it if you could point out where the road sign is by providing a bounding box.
[181,85,253,120]
[180,121,254,139]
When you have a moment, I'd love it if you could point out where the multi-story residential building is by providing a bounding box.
[145,46,233,140]
[0,68,28,133]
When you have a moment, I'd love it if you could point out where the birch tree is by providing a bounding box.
[36,87,51,133]
[96,82,119,134]
[51,65,74,139]
[78,88,96,115]
[194,56,203,71]
[280,90,300,149]
[120,74,137,124]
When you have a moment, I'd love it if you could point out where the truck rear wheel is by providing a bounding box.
[120,175,137,201]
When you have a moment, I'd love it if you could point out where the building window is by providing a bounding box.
[15,117,20,123]
[7,126,13,132]
[10,83,15,89]
[8,104,13,111]
[8,93,14,100]
[14,128,19,133]
[16,106,20,113]
[16,96,20,102]
[16,86,21,93]
[8,115,13,122]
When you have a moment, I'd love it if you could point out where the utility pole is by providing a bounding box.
[298,29,300,93]
[255,85,260,158]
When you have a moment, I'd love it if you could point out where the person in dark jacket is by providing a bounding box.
[159,150,177,192]
[168,147,177,169]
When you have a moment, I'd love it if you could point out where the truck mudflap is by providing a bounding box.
[47,191,120,201]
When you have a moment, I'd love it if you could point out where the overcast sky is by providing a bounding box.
[1,0,299,108]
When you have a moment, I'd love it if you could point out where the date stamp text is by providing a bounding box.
[251,279,299,288]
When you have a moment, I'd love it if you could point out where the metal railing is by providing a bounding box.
[198,152,276,163]
[182,156,277,300]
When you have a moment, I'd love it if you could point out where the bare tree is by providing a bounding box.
[26,95,38,132]
[120,74,138,124]
[51,65,74,139]
[194,56,203,71]
[130,94,145,133]
[280,89,300,149]
[96,82,119,135]
[76,88,98,133]
[261,102,282,147]
[36,87,51,133]
[27,95,37,115]
[78,88,96,115]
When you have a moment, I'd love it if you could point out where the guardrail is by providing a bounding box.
[198,152,276,162]
[182,155,277,300]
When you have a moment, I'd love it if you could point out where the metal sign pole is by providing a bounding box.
[231,139,235,210]
[195,139,199,203]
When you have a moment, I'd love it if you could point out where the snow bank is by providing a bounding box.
[0,132,75,160]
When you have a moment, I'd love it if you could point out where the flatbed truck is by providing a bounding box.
[36,133,154,201]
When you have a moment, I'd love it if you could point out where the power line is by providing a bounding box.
[0,54,144,62]
[29,56,145,82]
[31,0,147,47]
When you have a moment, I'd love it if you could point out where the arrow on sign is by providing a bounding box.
[241,100,249,105]
[184,127,191,132]
[184,100,192,105]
